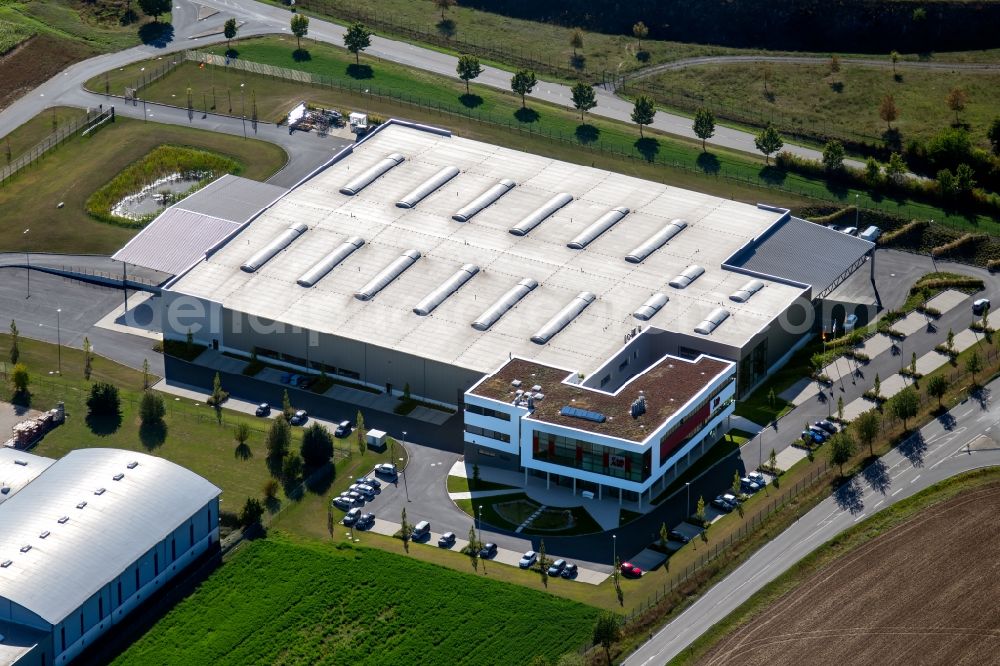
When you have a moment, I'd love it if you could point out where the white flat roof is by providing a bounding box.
[0,449,220,625]
[0,449,54,506]
[167,122,806,375]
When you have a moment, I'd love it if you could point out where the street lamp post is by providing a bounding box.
[477,504,483,547]
[240,83,247,139]
[685,481,691,519]
[612,534,617,565]
[56,308,61,375]
[401,430,410,501]
[22,228,29,299]
[855,193,859,228]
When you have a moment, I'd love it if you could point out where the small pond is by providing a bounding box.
[110,171,211,221]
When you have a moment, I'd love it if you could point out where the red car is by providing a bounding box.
[620,562,643,578]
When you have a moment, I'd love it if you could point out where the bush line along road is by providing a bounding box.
[0,0,871,169]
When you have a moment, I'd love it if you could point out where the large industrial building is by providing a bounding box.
[128,119,872,499]
[0,449,220,665]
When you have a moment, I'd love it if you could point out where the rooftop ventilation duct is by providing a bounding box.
[396,166,460,208]
[413,264,480,316]
[509,192,573,236]
[354,250,421,301]
[471,278,538,331]
[695,307,731,335]
[668,264,705,289]
[339,153,405,196]
[296,236,365,287]
[567,206,629,249]
[530,291,596,344]
[729,278,765,303]
[240,222,308,273]
[452,178,516,222]
[624,219,688,263]
[633,293,669,321]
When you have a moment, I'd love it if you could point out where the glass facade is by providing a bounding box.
[532,431,651,483]
[465,404,511,421]
[465,424,510,443]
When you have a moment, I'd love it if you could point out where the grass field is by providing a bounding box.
[0,105,87,163]
[92,37,1000,232]
[632,62,1000,149]
[675,468,1000,665]
[0,116,286,254]
[111,534,600,665]
[0,15,34,54]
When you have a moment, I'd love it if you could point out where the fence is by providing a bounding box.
[1,107,115,186]
[122,58,186,97]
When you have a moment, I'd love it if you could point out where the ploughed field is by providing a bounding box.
[696,484,1000,665]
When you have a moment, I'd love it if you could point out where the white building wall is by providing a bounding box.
[461,394,525,456]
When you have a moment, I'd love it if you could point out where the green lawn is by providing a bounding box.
[631,61,1000,149]
[455,492,604,536]
[0,116,286,254]
[0,15,34,54]
[111,534,599,666]
[0,106,87,163]
[91,36,999,232]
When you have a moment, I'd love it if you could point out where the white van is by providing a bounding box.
[859,225,882,242]
[412,520,431,541]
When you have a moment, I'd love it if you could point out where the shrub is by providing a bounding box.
[880,219,928,245]
[139,391,166,424]
[239,497,264,527]
[87,382,121,417]
[10,363,29,394]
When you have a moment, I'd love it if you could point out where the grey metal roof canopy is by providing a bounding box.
[413,264,480,315]
[471,278,538,331]
[625,219,687,263]
[633,292,669,321]
[452,178,516,222]
[567,206,630,249]
[340,153,406,196]
[531,291,596,344]
[240,222,308,273]
[296,236,365,287]
[396,166,460,208]
[669,265,705,289]
[695,307,731,335]
[355,249,421,301]
[509,192,573,236]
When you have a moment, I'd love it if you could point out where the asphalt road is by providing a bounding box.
[625,376,1000,665]
[0,0,868,170]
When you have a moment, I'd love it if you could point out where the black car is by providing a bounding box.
[255,402,271,417]
[357,476,381,491]
[356,513,375,530]
[342,507,361,527]
[289,410,308,426]
[335,420,353,438]
[547,559,567,576]
[667,529,690,544]
[814,420,838,435]
[438,532,457,548]
[479,542,498,559]
[560,563,578,579]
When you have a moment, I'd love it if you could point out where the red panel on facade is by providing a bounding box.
[659,403,711,462]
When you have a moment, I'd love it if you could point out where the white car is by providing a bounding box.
[518,551,537,568]
[973,298,991,316]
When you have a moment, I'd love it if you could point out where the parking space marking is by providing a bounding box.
[911,474,921,483]
[853,513,867,522]
[892,488,903,496]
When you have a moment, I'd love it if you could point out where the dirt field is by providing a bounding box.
[696,484,1000,666]
[0,34,96,110]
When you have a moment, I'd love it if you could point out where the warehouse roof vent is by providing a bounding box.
[633,293,669,321]
[355,250,422,301]
[296,236,365,287]
[240,223,308,273]
[567,206,629,249]
[625,219,687,263]
[339,153,405,196]
[396,166,460,208]
[471,278,538,331]
[694,308,731,335]
[452,179,516,222]
[669,265,705,289]
[509,193,573,236]
[729,279,765,303]
[414,264,480,316]
[530,292,596,345]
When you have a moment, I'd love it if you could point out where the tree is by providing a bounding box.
[927,374,949,407]
[879,94,898,129]
[11,363,29,394]
[433,0,456,19]
[693,108,715,151]
[946,87,968,124]
[659,522,668,550]
[141,357,150,389]
[301,422,333,468]
[593,611,620,665]
[208,371,228,406]
[988,117,1000,156]
[290,14,310,51]
[344,21,372,64]
[78,336,91,380]
[632,21,648,50]
[937,168,957,197]
[829,54,841,74]
[282,389,292,418]
[569,28,583,56]
[234,421,252,460]
[890,50,900,75]
[266,416,291,460]
[472,463,481,487]
[139,390,166,425]
[631,95,655,138]
[769,448,778,472]
[510,69,537,108]
[466,525,479,568]
[571,82,596,120]
[8,320,19,365]
[539,539,548,585]
[760,62,773,96]
[695,495,705,522]
[955,163,976,195]
[885,152,906,184]
[966,350,983,385]
[87,382,120,416]
[137,0,169,22]
[239,497,264,527]
[864,157,882,186]
[837,396,845,421]
[754,124,783,165]
[828,431,856,476]
[872,373,882,400]
[356,409,367,454]
[456,54,483,94]
[947,327,955,352]
[890,386,919,430]
[910,351,918,377]
[731,470,741,497]
[224,18,238,50]
[854,409,881,456]
[400,507,410,552]
[822,140,845,172]
[283,453,303,482]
